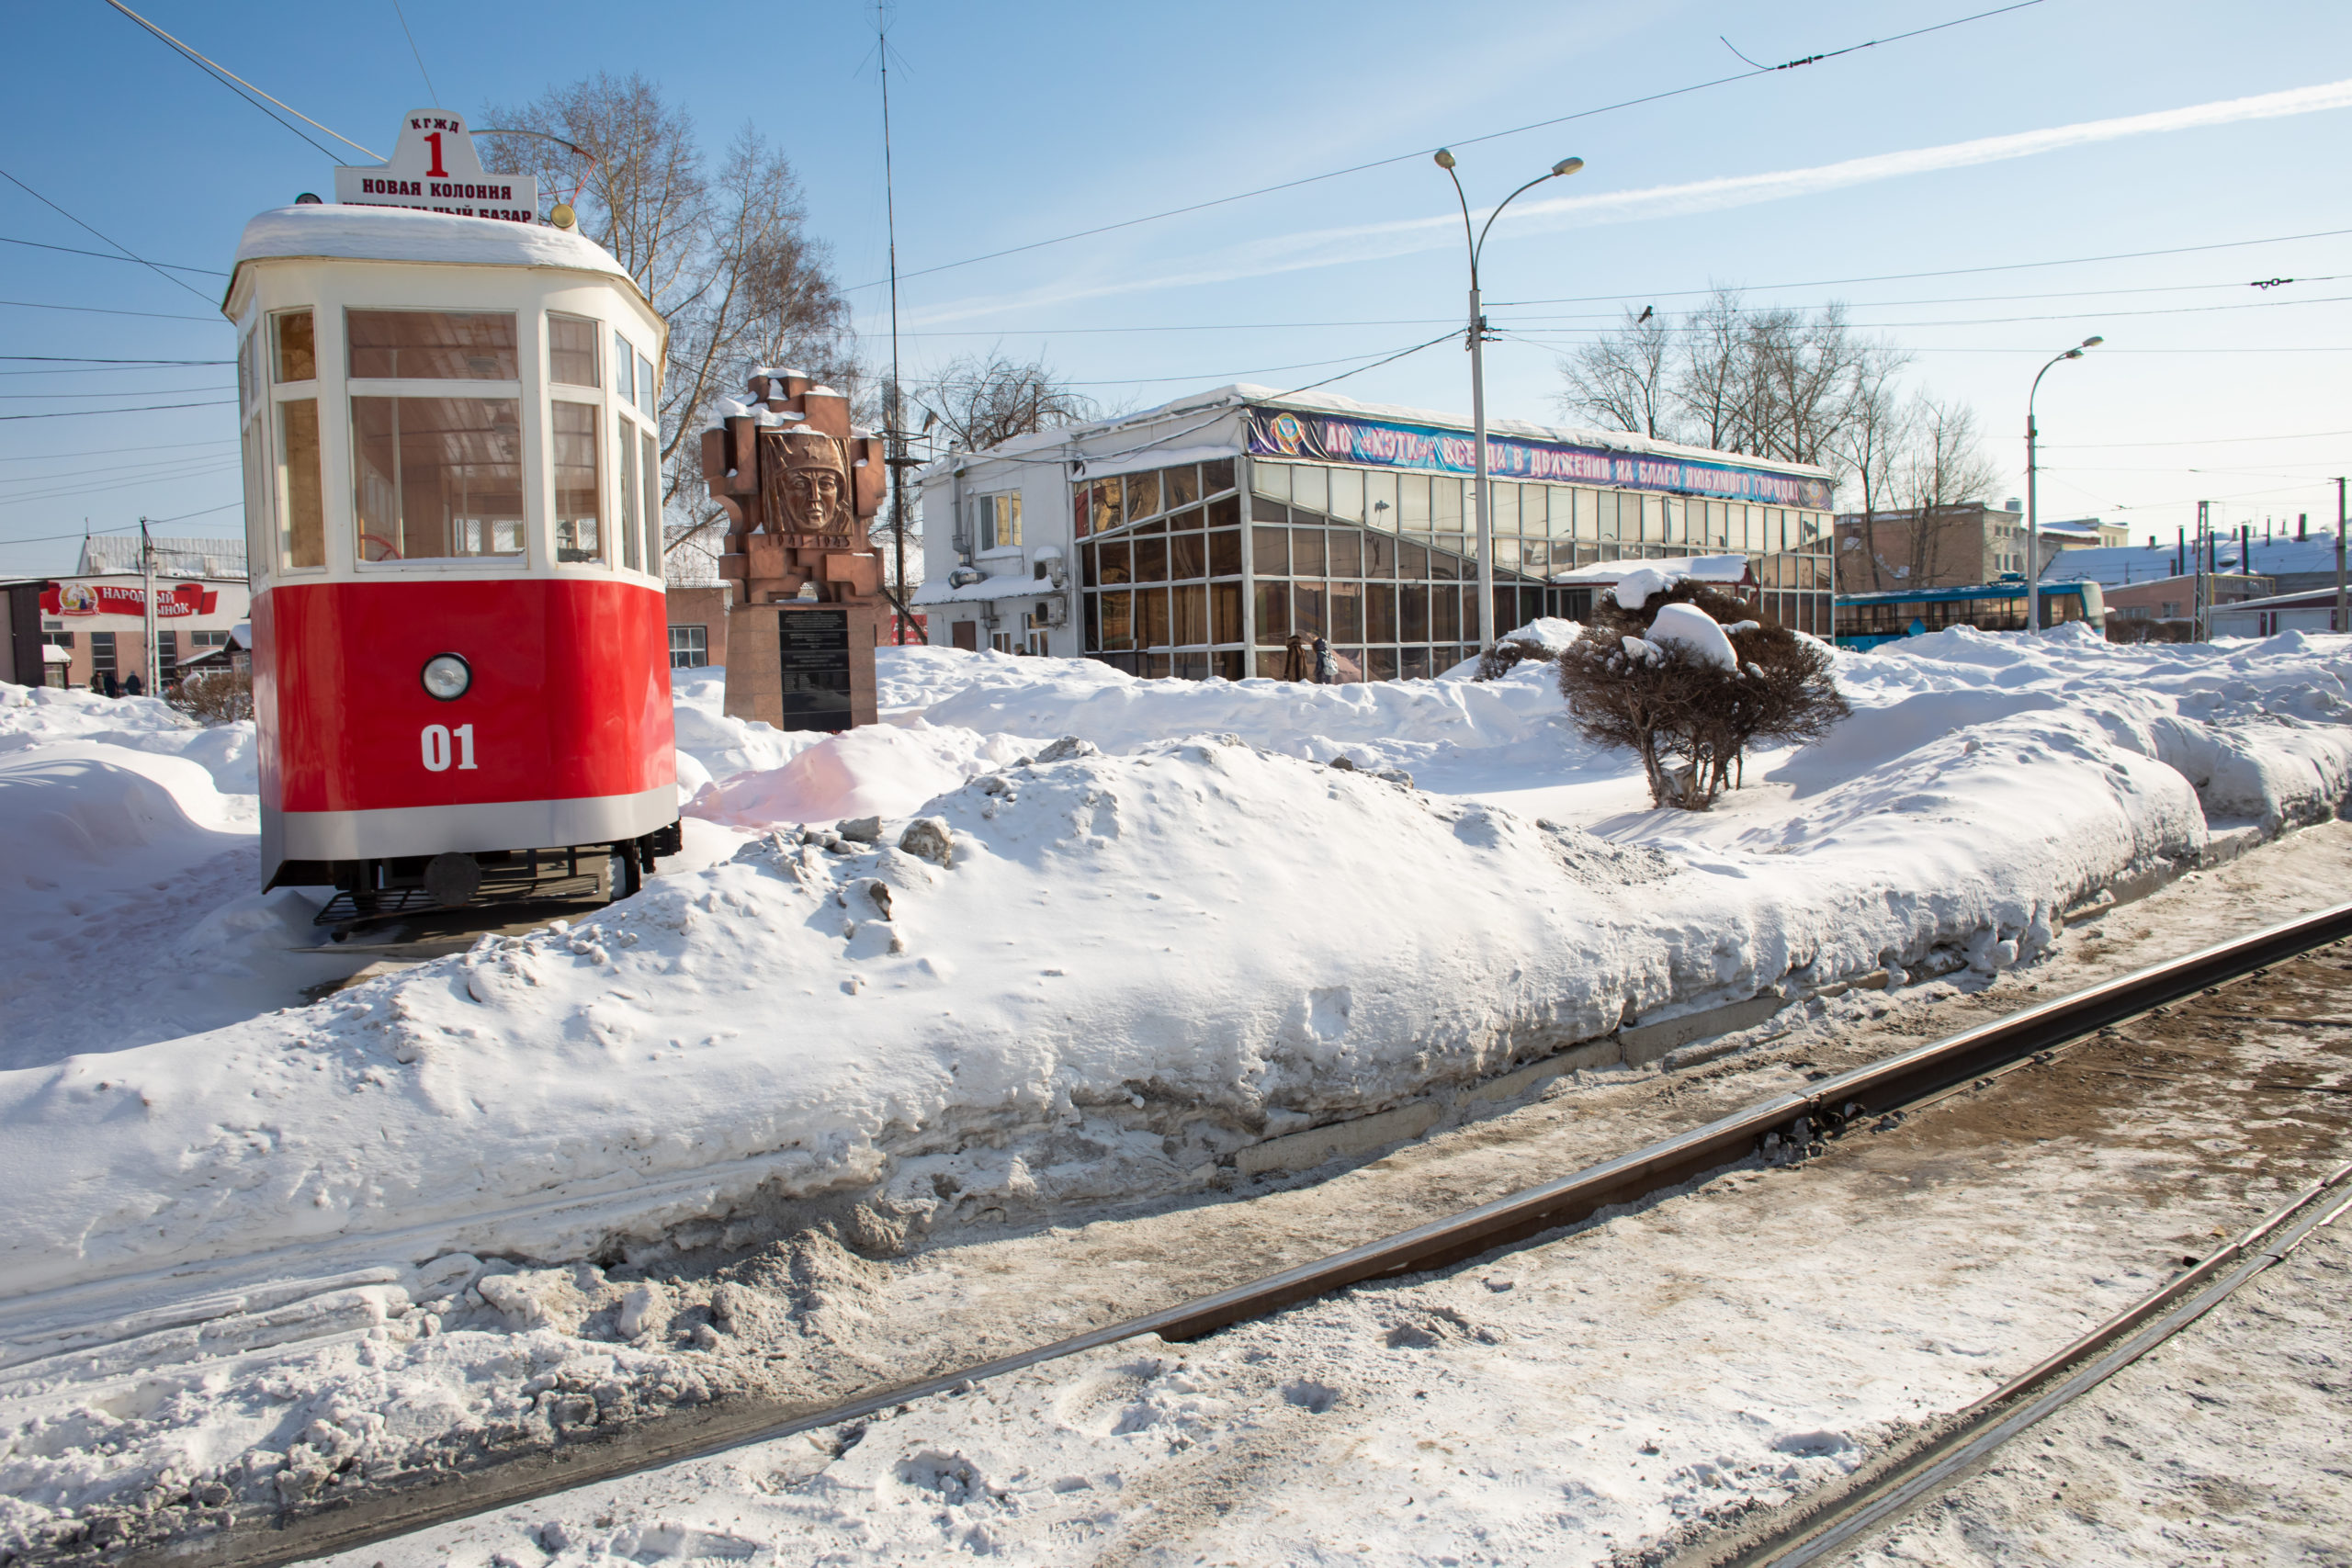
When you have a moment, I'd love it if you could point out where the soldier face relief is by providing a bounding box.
[783,462,845,534]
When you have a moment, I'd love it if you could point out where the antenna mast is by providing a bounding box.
[879,4,915,646]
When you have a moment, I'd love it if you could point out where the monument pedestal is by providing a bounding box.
[722,600,878,733]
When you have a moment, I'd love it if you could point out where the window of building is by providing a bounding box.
[156,631,178,685]
[90,631,116,676]
[990,630,1013,653]
[668,625,709,668]
[976,491,1023,552]
[188,630,230,649]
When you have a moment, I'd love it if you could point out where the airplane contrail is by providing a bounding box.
[904,76,2352,329]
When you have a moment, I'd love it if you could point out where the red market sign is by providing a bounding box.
[40,581,218,619]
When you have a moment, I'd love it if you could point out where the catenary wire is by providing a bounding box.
[0,235,227,276]
[390,0,442,106]
[850,0,2045,290]
[0,299,221,322]
[101,0,380,160]
[0,384,233,400]
[1489,226,2352,307]
[0,438,234,463]
[0,168,217,305]
[0,399,236,421]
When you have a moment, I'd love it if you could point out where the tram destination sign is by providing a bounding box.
[334,111,538,224]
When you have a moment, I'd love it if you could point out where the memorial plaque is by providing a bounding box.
[777,608,854,731]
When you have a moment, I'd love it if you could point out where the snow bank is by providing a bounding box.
[5,628,2352,1346]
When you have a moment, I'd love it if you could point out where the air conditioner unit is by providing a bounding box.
[1037,598,1068,628]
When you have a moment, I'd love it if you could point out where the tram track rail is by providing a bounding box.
[1673,1159,2352,1568]
[117,899,2352,1568]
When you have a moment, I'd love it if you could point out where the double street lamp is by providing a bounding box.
[1435,149,1584,650]
[2024,335,2102,630]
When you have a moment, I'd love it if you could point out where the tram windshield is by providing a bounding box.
[348,310,527,561]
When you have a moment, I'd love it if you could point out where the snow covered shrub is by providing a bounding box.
[169,670,254,724]
[1558,581,1848,808]
[1474,615,1581,681]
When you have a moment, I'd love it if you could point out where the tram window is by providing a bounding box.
[641,429,662,572]
[347,310,517,380]
[272,310,315,383]
[352,397,526,560]
[637,354,657,419]
[277,399,325,570]
[616,415,640,570]
[553,401,605,564]
[614,330,634,401]
[549,315,599,387]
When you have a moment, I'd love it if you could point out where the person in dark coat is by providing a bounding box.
[123,672,143,697]
[88,672,106,695]
[103,671,120,698]
[1281,631,1310,682]
[1312,635,1338,684]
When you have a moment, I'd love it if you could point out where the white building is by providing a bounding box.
[912,385,1836,681]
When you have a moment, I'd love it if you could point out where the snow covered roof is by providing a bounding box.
[75,535,247,580]
[227,205,641,310]
[922,385,1832,485]
[1551,554,1751,585]
[2041,536,2345,585]
[911,573,1053,608]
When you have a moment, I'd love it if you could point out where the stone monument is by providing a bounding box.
[700,369,887,733]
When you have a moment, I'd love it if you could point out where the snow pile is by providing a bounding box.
[1645,603,1739,669]
[0,684,256,796]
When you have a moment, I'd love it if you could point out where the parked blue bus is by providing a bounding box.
[1834,577,2106,649]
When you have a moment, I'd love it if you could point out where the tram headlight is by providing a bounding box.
[421,653,472,702]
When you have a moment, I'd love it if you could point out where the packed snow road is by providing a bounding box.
[6,626,2352,1563]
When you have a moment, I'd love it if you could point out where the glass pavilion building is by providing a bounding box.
[913,386,1837,680]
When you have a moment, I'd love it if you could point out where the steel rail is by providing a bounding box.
[1687,1158,2352,1568]
[130,899,2352,1568]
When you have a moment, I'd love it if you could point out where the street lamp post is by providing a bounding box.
[2024,335,2101,631]
[1435,149,1584,651]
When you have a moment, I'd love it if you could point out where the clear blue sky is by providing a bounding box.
[6,0,2349,578]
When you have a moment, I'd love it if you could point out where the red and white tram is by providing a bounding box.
[225,203,680,915]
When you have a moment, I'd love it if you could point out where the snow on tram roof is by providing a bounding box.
[226,205,638,303]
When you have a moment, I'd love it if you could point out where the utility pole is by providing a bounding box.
[2336,477,2346,635]
[2195,500,2210,641]
[140,515,156,694]
[877,5,913,646]
[1434,150,1584,652]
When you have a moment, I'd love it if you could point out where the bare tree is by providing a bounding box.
[480,74,854,553]
[915,352,1097,453]
[1670,289,1749,452]
[1830,353,1914,592]
[1884,395,2002,588]
[1556,307,1675,439]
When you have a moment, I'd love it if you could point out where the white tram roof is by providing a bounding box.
[225,205,643,312]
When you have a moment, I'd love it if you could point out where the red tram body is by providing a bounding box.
[226,203,680,912]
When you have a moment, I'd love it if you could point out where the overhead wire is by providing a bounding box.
[0,437,234,463]
[0,299,221,322]
[0,385,233,400]
[100,0,380,160]
[0,399,236,421]
[1488,226,2352,307]
[389,0,442,106]
[851,0,2046,290]
[0,235,226,276]
[0,168,216,305]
